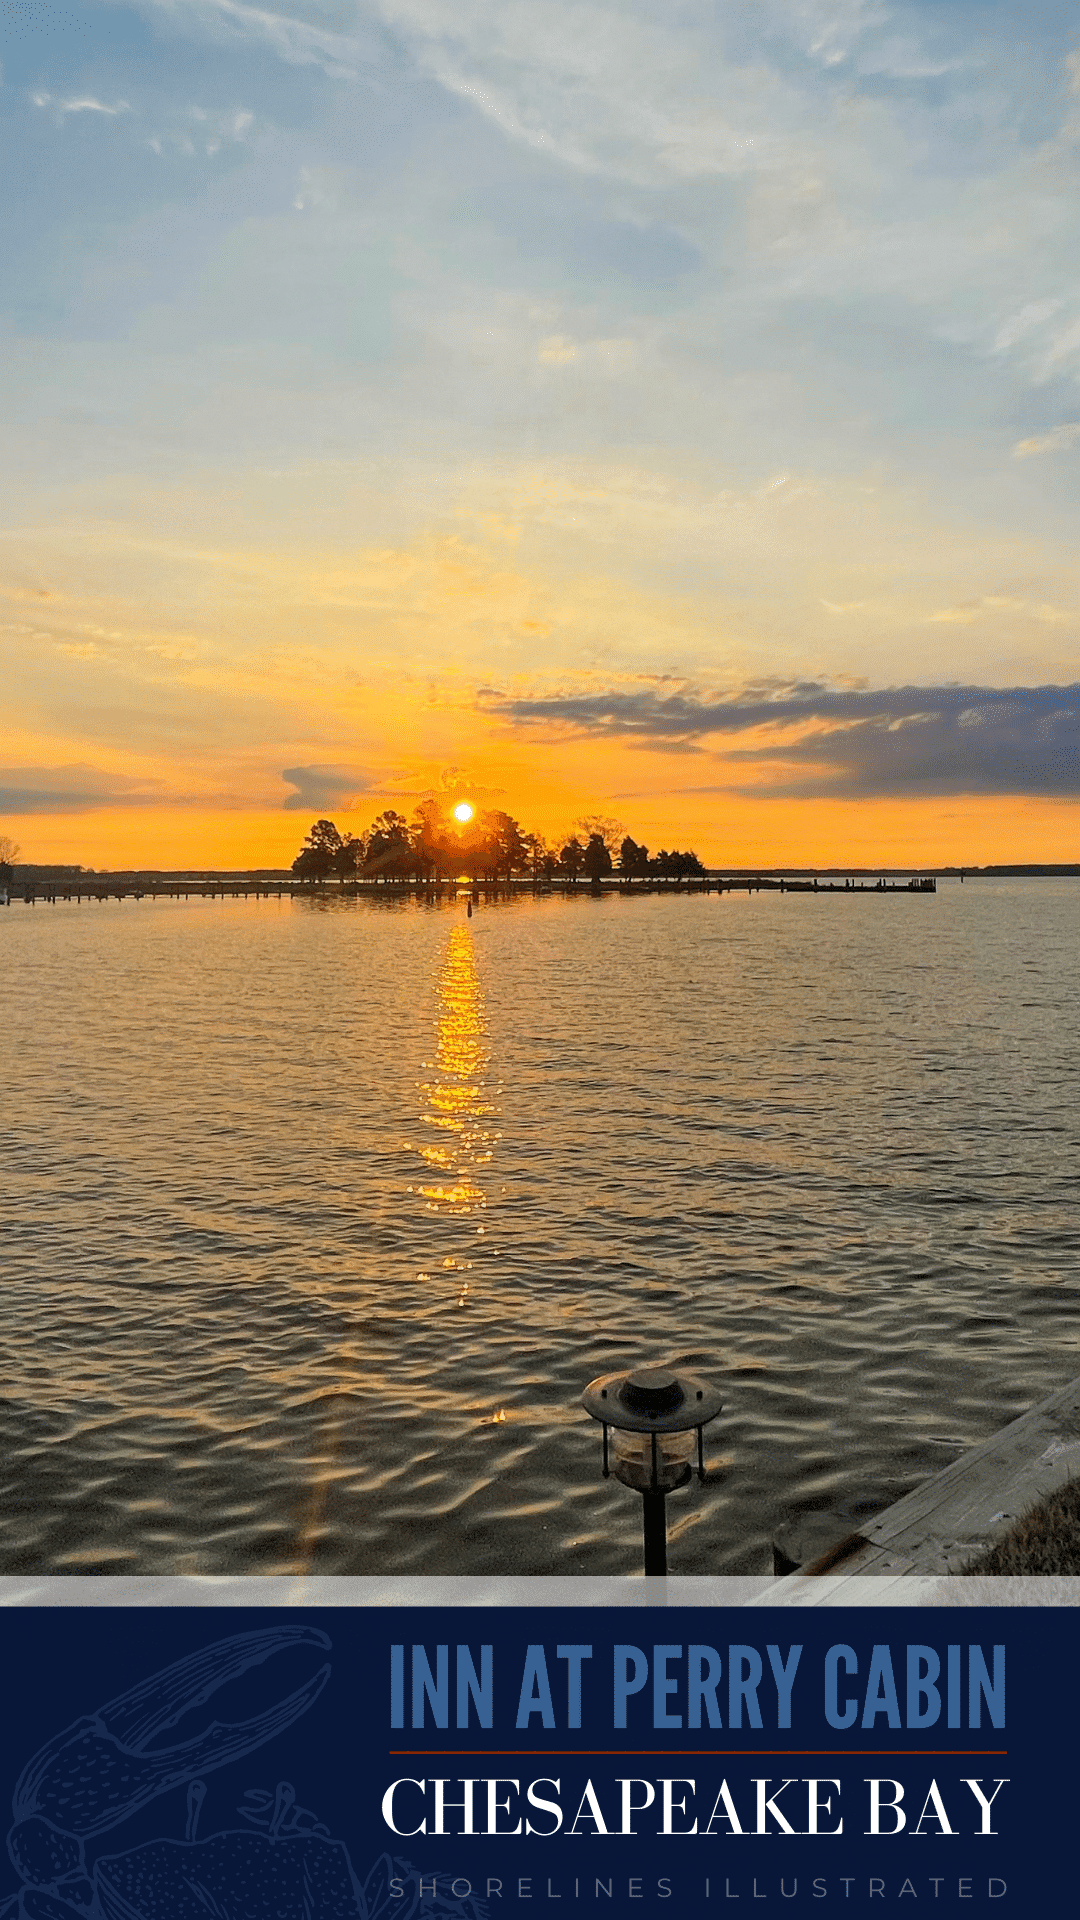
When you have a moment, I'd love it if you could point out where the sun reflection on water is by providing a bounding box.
[411,924,499,1237]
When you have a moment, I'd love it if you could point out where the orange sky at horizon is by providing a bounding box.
[4,457,1078,870]
[8,791,1079,874]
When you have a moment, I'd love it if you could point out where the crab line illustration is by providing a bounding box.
[3,1629,484,1920]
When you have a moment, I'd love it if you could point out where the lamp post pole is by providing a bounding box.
[582,1366,724,1577]
[640,1491,668,1576]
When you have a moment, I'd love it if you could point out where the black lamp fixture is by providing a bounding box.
[581,1365,724,1575]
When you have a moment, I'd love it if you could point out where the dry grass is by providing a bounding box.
[963,1478,1080,1574]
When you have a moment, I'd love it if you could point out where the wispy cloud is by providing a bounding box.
[147,103,256,156]
[32,93,131,116]
[482,680,1080,799]
[1013,422,1080,458]
[104,4,1080,399]
[362,6,1080,398]
[129,0,369,79]
[368,0,798,185]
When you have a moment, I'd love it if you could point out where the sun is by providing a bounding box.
[452,801,475,824]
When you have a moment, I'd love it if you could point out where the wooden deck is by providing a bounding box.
[755,1372,1080,1603]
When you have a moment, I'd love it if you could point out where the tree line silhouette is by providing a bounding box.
[0,834,19,889]
[291,805,705,885]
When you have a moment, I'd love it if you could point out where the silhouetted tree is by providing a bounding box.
[651,847,705,881]
[290,810,704,890]
[522,832,563,883]
[292,819,342,882]
[582,832,613,882]
[364,810,413,880]
[487,810,529,881]
[521,833,545,882]
[454,813,491,881]
[577,815,624,858]
[411,800,451,880]
[619,835,650,879]
[333,834,366,883]
[558,835,585,882]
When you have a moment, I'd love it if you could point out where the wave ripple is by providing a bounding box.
[2,881,1078,1575]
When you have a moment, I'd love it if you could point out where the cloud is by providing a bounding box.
[0,765,168,813]
[992,300,1064,357]
[280,763,378,811]
[55,1,1080,424]
[148,102,256,156]
[482,680,1080,799]
[1013,422,1080,458]
[366,0,796,185]
[129,0,369,79]
[32,93,131,116]
[125,0,953,191]
[538,335,578,365]
[536,332,634,370]
[63,98,130,115]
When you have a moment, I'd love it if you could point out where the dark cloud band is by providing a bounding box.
[280,766,377,812]
[0,766,166,813]
[481,682,1080,798]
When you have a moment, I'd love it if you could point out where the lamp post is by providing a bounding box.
[581,1365,724,1575]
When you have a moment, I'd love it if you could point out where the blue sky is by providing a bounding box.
[2,2,1078,864]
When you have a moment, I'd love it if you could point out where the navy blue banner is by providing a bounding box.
[0,1608,1061,1916]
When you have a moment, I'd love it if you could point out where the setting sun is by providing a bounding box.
[452,802,475,824]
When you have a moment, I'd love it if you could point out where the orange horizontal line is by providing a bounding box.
[388,1750,1007,1759]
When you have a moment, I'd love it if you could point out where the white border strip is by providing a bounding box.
[3,1575,1078,1607]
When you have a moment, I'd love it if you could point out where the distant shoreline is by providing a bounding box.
[7,862,1080,885]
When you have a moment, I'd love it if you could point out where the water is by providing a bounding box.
[3,881,1078,1577]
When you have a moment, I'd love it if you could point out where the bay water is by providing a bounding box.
[3,881,1077,1576]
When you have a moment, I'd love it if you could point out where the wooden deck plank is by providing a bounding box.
[863,1377,1080,1550]
[754,1372,1080,1593]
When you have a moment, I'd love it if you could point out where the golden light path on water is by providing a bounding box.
[295,920,502,1569]
[411,922,500,1308]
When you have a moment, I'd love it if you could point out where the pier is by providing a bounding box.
[2,872,938,906]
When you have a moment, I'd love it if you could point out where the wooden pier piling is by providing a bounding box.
[9,871,938,906]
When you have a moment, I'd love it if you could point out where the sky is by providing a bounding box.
[1,0,1079,868]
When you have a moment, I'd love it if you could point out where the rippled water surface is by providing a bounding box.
[3,882,1079,1576]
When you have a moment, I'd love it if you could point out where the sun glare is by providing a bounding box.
[452,802,475,824]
